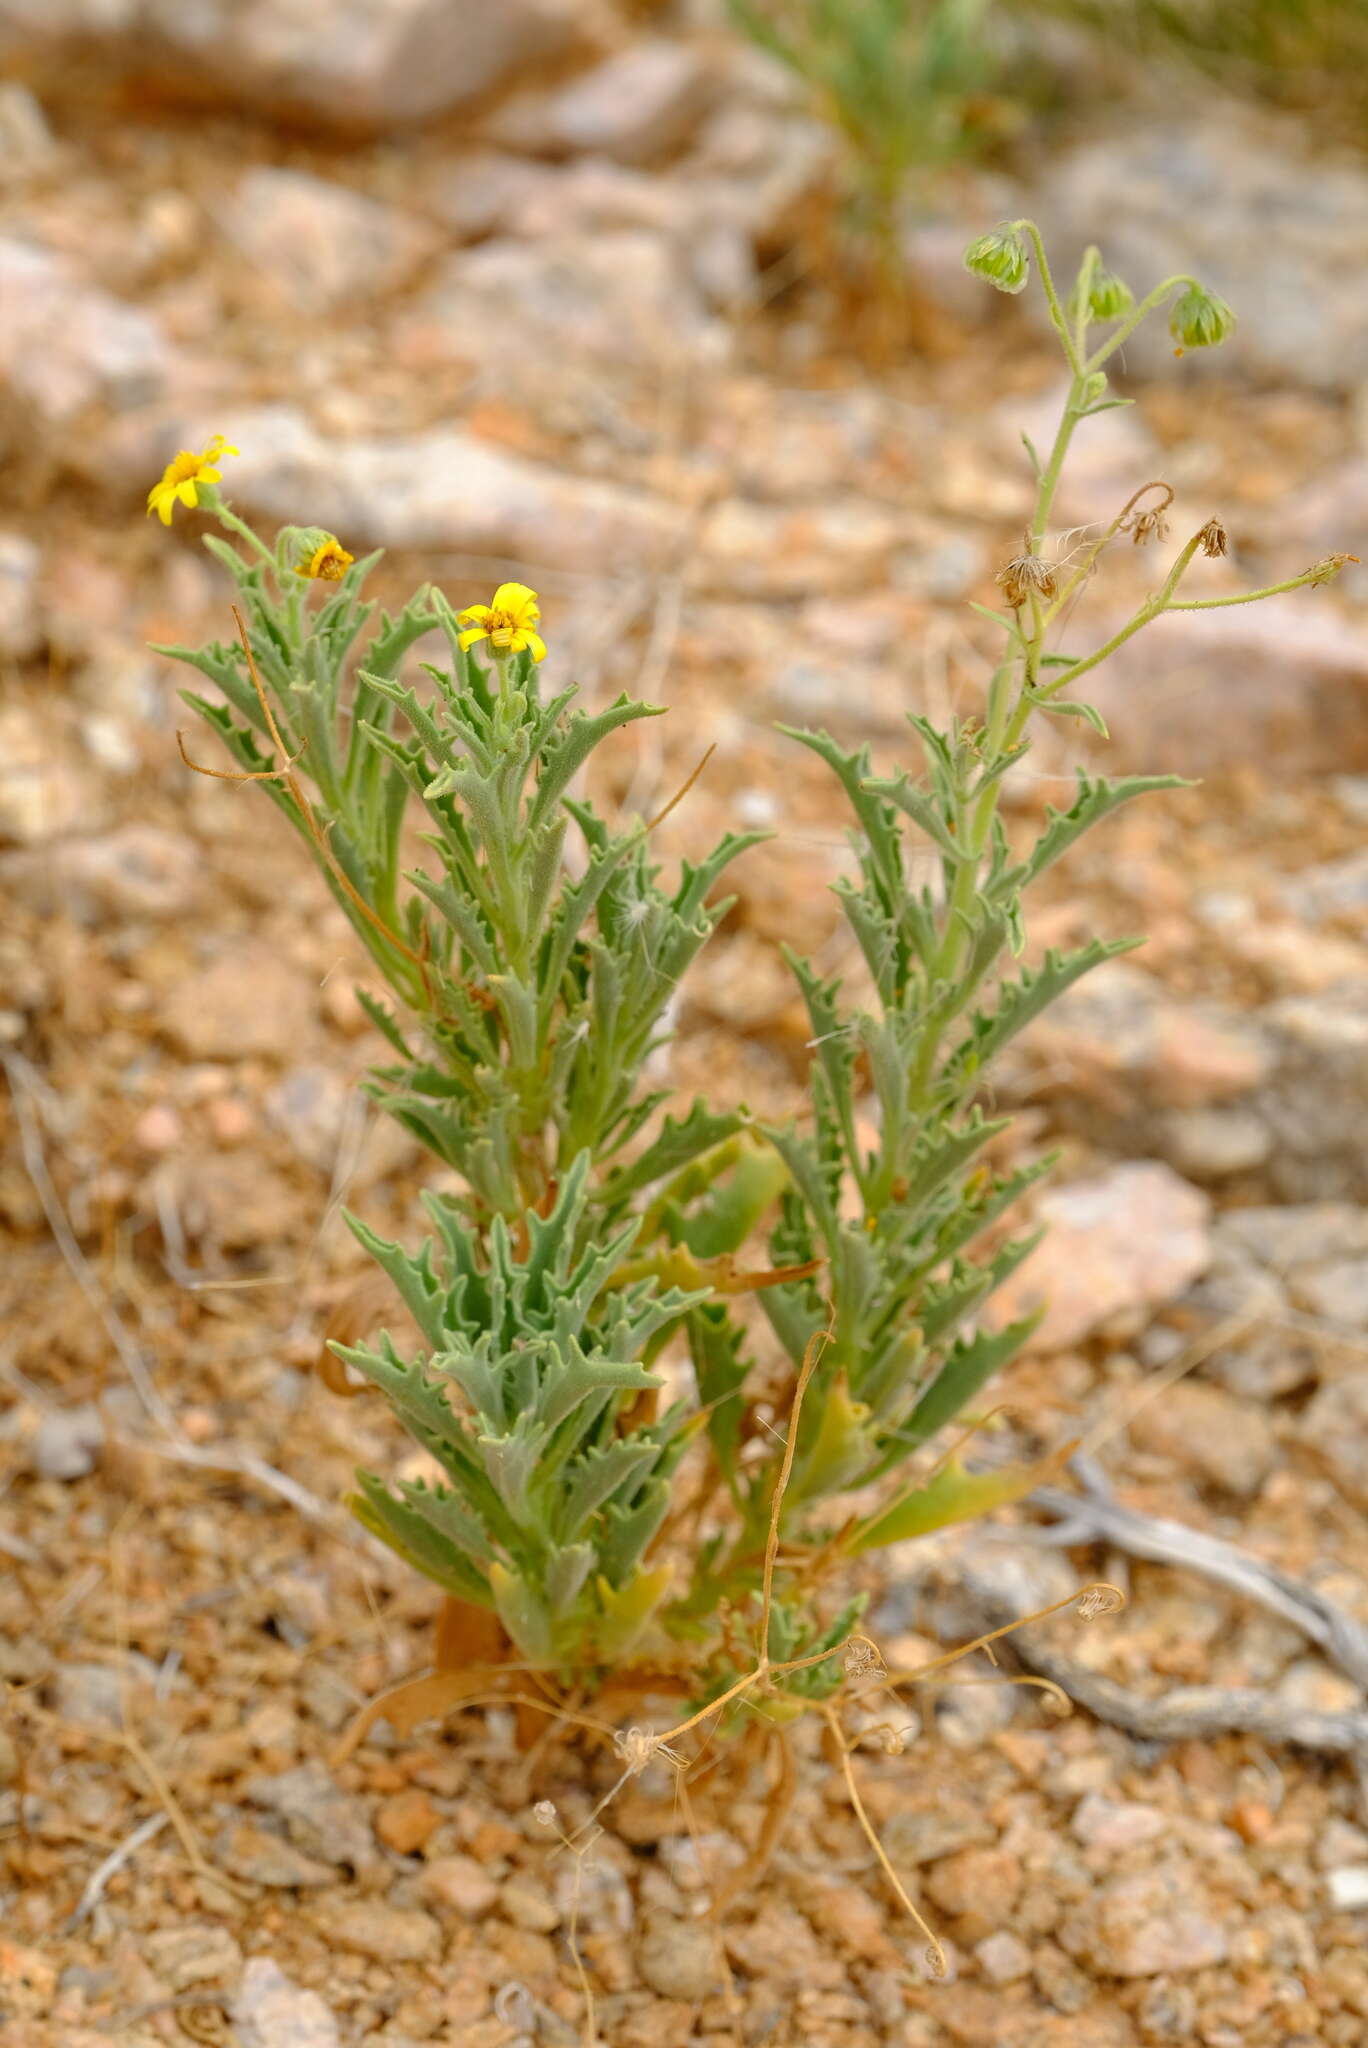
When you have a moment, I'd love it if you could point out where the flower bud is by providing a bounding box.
[1070,264,1134,324]
[963,224,1029,296]
[1081,371,1109,407]
[1169,283,1236,350]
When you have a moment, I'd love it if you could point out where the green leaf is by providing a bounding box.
[901,1312,1043,1449]
[846,1450,1061,1555]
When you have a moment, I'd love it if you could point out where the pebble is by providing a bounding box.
[524,39,713,163]
[1290,1258,1368,1329]
[218,1822,337,1889]
[232,1956,340,2048]
[1060,1865,1231,1977]
[1071,1794,1168,1856]
[0,704,98,844]
[375,1786,442,1856]
[418,1852,500,1918]
[31,1402,104,1481]
[0,531,41,661]
[1300,1375,1368,1506]
[244,1761,376,1872]
[635,1914,719,2003]
[498,1876,562,1933]
[1326,1866,1368,1912]
[144,1923,244,1992]
[974,1930,1032,1985]
[924,1846,1023,1938]
[1128,1380,1278,1498]
[1,823,202,923]
[163,940,315,1061]
[992,1160,1213,1353]
[312,1899,443,1963]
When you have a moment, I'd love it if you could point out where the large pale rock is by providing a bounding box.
[1059,1864,1231,1977]
[1084,595,1368,776]
[992,1161,1213,1353]
[0,235,170,425]
[1257,982,1368,1201]
[186,404,677,572]
[416,230,727,369]
[162,938,316,1062]
[489,38,714,164]
[0,0,588,132]
[233,1957,340,2048]
[222,168,438,312]
[1031,113,1368,390]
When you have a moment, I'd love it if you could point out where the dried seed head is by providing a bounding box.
[996,536,1058,607]
[1076,1583,1126,1620]
[963,223,1030,296]
[532,1800,558,1828]
[843,1638,881,1679]
[1197,517,1228,558]
[1130,506,1170,547]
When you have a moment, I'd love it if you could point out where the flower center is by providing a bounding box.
[489,615,517,648]
[167,451,203,482]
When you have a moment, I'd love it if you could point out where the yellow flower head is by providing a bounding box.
[298,535,355,582]
[457,581,546,663]
[146,434,239,526]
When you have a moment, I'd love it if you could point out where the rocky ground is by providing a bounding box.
[2,3,1368,2045]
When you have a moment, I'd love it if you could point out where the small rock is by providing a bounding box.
[0,80,55,173]
[992,1161,1212,1353]
[163,940,315,1061]
[264,1066,350,1175]
[0,705,98,844]
[805,1882,899,1967]
[1302,1368,1368,1515]
[425,149,554,239]
[498,1876,561,1932]
[312,1899,442,1963]
[974,1930,1032,1986]
[32,1402,104,1480]
[1128,1381,1277,1498]
[924,1846,1022,1939]
[1276,1658,1362,1716]
[0,234,171,426]
[375,1787,442,1856]
[0,532,40,660]
[1,824,201,922]
[1278,849,1368,928]
[232,1956,339,2048]
[1157,1105,1271,1181]
[218,1823,337,1890]
[882,1804,997,1867]
[1060,1865,1231,1977]
[1289,1258,1368,1329]
[244,1761,376,1872]
[144,1923,243,1992]
[52,1656,155,1730]
[1326,1866,1368,1912]
[522,39,714,163]
[1258,984,1368,1200]
[635,1914,718,2003]
[0,1940,56,2021]
[418,1852,500,1918]
[1071,1795,1168,1856]
[223,168,438,313]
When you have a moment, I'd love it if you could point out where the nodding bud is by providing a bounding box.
[963,224,1030,295]
[1197,517,1228,558]
[1082,371,1109,406]
[1087,266,1135,321]
[1071,264,1134,324]
[1169,282,1237,350]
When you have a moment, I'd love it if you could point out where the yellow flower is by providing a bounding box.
[299,536,355,581]
[146,434,239,526]
[457,581,546,663]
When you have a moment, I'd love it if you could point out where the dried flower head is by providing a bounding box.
[457,581,547,663]
[146,434,238,526]
[532,1799,559,1828]
[1197,518,1227,559]
[299,535,355,581]
[997,534,1058,607]
[1303,552,1360,586]
[1169,282,1237,351]
[843,1638,882,1679]
[963,223,1029,296]
[1130,506,1170,547]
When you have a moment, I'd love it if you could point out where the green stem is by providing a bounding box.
[1084,274,1196,375]
[1016,221,1082,377]
[1167,569,1334,610]
[201,489,274,566]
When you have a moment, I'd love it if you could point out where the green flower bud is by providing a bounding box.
[1169,283,1236,350]
[1086,267,1134,321]
[1081,371,1109,406]
[963,224,1029,296]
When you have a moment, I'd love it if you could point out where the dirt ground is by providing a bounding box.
[2,8,1368,2047]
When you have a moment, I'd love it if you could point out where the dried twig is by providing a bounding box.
[65,1812,170,1930]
